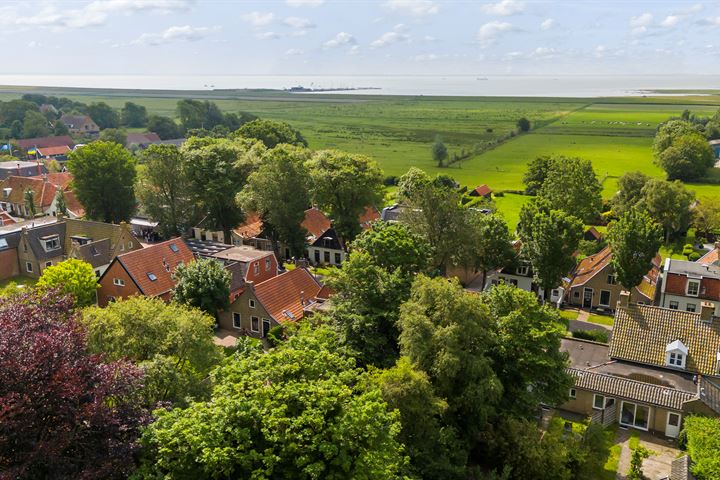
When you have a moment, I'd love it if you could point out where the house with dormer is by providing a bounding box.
[560,292,720,437]
[659,258,720,316]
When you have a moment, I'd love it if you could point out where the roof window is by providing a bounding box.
[147,272,158,281]
[169,243,179,253]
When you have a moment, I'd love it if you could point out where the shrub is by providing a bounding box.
[689,252,701,261]
[572,329,609,344]
[683,416,720,480]
[266,325,285,347]
[494,191,505,197]
[383,175,399,186]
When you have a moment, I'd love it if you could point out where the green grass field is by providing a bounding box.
[3,85,720,229]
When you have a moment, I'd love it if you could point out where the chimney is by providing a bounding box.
[700,301,715,322]
[15,163,20,176]
[300,290,305,307]
[618,290,630,309]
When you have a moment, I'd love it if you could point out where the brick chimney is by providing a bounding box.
[700,301,715,322]
[618,290,630,309]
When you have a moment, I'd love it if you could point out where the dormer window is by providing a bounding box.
[42,235,60,252]
[666,340,689,369]
[687,279,700,297]
[516,265,529,276]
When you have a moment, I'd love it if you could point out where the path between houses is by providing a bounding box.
[615,428,681,480]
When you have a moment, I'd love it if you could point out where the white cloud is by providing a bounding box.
[540,18,554,30]
[283,16,315,29]
[594,44,607,57]
[323,31,357,48]
[15,0,193,30]
[348,45,360,55]
[242,11,275,27]
[661,15,680,27]
[286,0,324,6]
[630,12,653,28]
[480,0,525,16]
[27,40,42,48]
[132,25,219,46]
[384,0,439,16]
[371,30,410,48]
[477,20,514,45]
[531,46,557,58]
[256,31,281,39]
[285,48,304,56]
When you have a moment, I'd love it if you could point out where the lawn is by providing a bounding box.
[587,313,614,327]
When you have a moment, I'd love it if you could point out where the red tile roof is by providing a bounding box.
[471,184,492,197]
[0,210,17,226]
[17,135,74,150]
[0,176,58,209]
[116,239,195,298]
[63,190,85,218]
[37,145,71,156]
[32,172,73,190]
[233,212,264,239]
[302,207,332,239]
[126,132,161,145]
[569,246,613,287]
[664,273,720,301]
[359,206,380,230]
[699,247,720,266]
[254,268,322,322]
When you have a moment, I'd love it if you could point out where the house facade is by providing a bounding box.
[0,173,81,219]
[559,293,720,437]
[565,247,661,311]
[17,221,67,278]
[60,114,99,136]
[659,258,720,316]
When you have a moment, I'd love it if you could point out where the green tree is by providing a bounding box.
[81,296,222,406]
[172,257,231,318]
[120,101,148,127]
[53,119,70,136]
[693,198,720,238]
[68,141,137,223]
[538,156,602,223]
[612,171,650,216]
[653,119,700,157]
[432,135,448,167]
[22,110,49,138]
[87,102,120,129]
[522,155,554,195]
[99,128,127,146]
[237,144,312,258]
[683,416,720,480]
[628,446,650,480]
[176,99,224,131]
[137,144,197,237]
[23,189,36,217]
[656,133,715,181]
[350,220,431,274]
[517,117,531,132]
[183,137,264,242]
[235,118,308,148]
[398,275,501,447]
[482,284,573,415]
[458,212,515,286]
[639,179,695,243]
[607,208,662,289]
[54,188,67,216]
[134,326,406,479]
[371,357,465,479]
[36,258,98,307]
[0,99,39,126]
[307,149,384,243]
[147,115,181,140]
[518,198,583,297]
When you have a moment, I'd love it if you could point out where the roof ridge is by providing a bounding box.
[568,367,697,394]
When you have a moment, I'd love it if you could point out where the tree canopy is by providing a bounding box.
[607,208,662,289]
[37,258,99,307]
[121,101,148,128]
[68,141,137,223]
[653,120,714,181]
[638,179,695,243]
[147,115,181,140]
[538,156,603,223]
[612,171,650,216]
[683,415,720,480]
[172,257,231,318]
[235,118,308,148]
[87,102,120,129]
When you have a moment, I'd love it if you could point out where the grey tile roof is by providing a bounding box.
[610,304,720,376]
[671,455,695,480]
[73,238,111,269]
[25,222,66,261]
[568,367,698,410]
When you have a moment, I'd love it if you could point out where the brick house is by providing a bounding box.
[60,114,99,136]
[659,258,720,316]
[97,238,194,306]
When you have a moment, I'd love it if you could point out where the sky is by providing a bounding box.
[3,0,720,77]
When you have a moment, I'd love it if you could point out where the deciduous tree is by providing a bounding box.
[147,115,181,140]
[522,155,554,195]
[99,127,128,146]
[432,135,448,167]
[22,110,49,138]
[172,257,231,318]
[538,156,603,223]
[68,141,137,222]
[235,118,308,148]
[120,101,148,127]
[87,101,120,129]
[656,133,715,181]
[37,258,99,307]
[350,220,431,274]
[607,208,662,289]
[639,179,695,243]
[612,171,650,216]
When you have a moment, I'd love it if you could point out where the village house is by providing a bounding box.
[697,243,720,267]
[0,172,84,219]
[59,114,99,136]
[37,145,71,160]
[125,132,162,150]
[659,258,720,316]
[17,220,66,278]
[16,135,74,155]
[0,161,48,180]
[565,246,661,311]
[97,238,194,307]
[217,267,324,339]
[469,184,492,199]
[559,292,720,437]
[63,217,142,276]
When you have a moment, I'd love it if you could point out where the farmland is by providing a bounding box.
[2,86,720,228]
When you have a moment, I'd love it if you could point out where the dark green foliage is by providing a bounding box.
[147,115,181,140]
[654,120,715,181]
[432,135,448,167]
[639,179,695,243]
[99,128,128,146]
[176,99,224,131]
[350,220,431,274]
[68,141,137,223]
[522,156,554,195]
[0,99,39,127]
[87,102,120,129]
[120,102,148,128]
[538,156,603,223]
[517,117,531,132]
[612,171,651,216]
[22,110,49,138]
[682,416,720,480]
[172,257,231,318]
[572,329,609,343]
[607,208,662,289]
[236,118,308,148]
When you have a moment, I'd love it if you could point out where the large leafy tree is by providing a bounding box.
[0,99,38,126]
[137,144,197,237]
[147,114,181,140]
[398,275,501,448]
[482,284,572,415]
[307,149,384,243]
[0,291,148,479]
[612,171,650,216]
[653,119,701,156]
[87,102,120,129]
[656,133,715,181]
[639,179,695,243]
[693,198,720,239]
[522,155,554,195]
[458,211,516,285]
[172,257,231,318]
[238,144,312,258]
[176,99,224,131]
[81,296,222,406]
[68,141,137,222]
[134,326,406,479]
[607,208,662,289]
[120,101,148,127]
[99,128,128,146]
[235,118,308,148]
[183,137,264,243]
[22,110,49,138]
[538,156,603,223]
[37,258,99,307]
[432,135,448,167]
[350,220,431,274]
[518,197,583,296]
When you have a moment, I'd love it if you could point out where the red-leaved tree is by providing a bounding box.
[0,291,148,479]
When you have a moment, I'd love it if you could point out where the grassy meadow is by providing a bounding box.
[3,86,720,231]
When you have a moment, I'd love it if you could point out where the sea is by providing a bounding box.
[0,74,719,97]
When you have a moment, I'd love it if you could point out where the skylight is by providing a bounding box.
[0,238,8,249]
[169,243,179,253]
[147,272,158,281]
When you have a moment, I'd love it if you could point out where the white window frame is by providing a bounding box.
[607,273,617,285]
[113,278,125,287]
[687,280,700,297]
[253,262,259,275]
[44,236,60,251]
[668,352,685,368]
[686,303,697,313]
[251,316,260,332]
[249,299,256,308]
[569,388,576,399]
[232,312,242,329]
[669,300,679,310]
[593,394,605,410]
[25,262,33,273]
[619,401,650,431]
[516,265,529,276]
